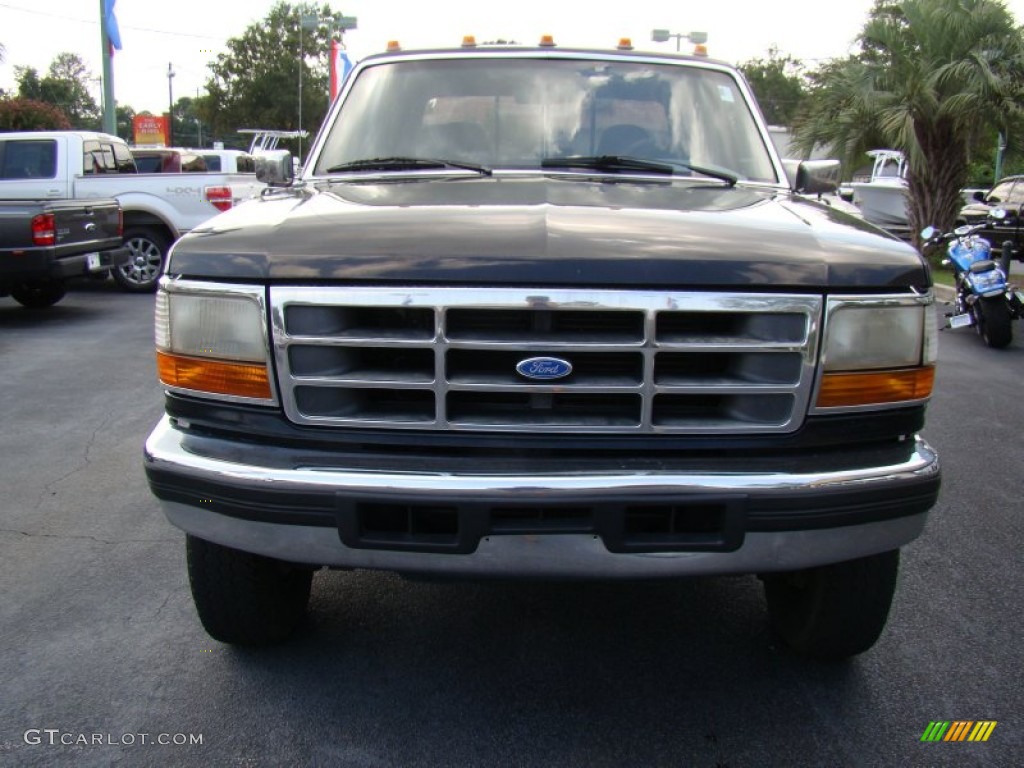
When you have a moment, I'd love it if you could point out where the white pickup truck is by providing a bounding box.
[0,131,265,291]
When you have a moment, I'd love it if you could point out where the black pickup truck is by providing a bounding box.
[0,198,127,307]
[145,43,941,660]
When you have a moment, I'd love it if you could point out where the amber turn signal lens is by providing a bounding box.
[816,366,935,408]
[157,351,271,400]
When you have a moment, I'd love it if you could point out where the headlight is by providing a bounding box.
[155,281,274,402]
[815,295,936,409]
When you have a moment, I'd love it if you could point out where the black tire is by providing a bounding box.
[762,549,899,661]
[11,280,66,308]
[186,535,313,646]
[976,296,1012,348]
[112,227,168,292]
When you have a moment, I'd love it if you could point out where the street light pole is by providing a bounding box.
[298,21,304,161]
[651,29,708,54]
[298,14,327,162]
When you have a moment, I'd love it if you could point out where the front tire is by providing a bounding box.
[11,280,66,308]
[762,549,899,661]
[112,227,168,292]
[976,296,1012,348]
[186,535,313,646]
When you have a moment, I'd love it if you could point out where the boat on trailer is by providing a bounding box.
[850,149,910,234]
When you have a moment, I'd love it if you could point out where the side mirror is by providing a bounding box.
[792,159,841,195]
[920,226,938,241]
[255,150,295,187]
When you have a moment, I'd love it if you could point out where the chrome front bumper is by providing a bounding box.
[145,416,939,577]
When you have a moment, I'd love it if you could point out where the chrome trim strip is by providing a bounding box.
[146,415,938,498]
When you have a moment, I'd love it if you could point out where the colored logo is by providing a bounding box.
[921,721,997,742]
[516,356,573,380]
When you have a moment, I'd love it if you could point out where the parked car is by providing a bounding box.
[131,147,257,175]
[958,175,1024,254]
[131,148,210,173]
[193,149,257,174]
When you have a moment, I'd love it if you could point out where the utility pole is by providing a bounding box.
[995,132,1006,182]
[167,62,175,147]
[99,0,116,134]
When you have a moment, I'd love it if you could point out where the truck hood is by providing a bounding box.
[171,176,929,290]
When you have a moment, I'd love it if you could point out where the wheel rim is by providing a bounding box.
[119,237,163,285]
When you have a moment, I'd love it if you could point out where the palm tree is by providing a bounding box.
[793,0,1024,243]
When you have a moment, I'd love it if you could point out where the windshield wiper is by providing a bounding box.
[540,155,737,186]
[324,157,492,176]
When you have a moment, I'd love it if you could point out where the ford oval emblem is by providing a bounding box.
[516,356,573,380]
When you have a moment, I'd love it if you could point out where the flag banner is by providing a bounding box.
[330,40,353,100]
[104,0,122,50]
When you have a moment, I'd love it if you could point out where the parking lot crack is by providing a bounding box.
[0,527,175,545]
[34,414,114,507]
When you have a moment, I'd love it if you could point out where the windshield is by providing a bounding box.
[312,57,779,183]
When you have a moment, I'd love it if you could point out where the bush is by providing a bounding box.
[0,98,72,131]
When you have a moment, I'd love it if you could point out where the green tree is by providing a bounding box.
[15,53,101,129]
[739,47,807,127]
[116,104,136,143]
[792,0,1024,242]
[201,1,340,155]
[171,96,206,147]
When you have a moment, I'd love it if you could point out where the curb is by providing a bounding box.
[933,283,954,303]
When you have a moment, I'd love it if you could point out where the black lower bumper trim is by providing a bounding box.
[146,466,939,555]
[335,492,748,554]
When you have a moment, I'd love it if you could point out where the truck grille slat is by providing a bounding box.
[272,288,821,434]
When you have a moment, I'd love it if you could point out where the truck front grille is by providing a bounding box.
[271,287,821,434]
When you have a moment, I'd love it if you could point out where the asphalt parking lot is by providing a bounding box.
[0,279,1021,767]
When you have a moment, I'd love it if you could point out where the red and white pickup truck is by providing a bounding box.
[0,131,265,291]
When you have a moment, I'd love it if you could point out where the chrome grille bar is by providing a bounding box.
[270,287,822,434]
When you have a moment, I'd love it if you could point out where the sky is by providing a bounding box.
[3,0,1024,117]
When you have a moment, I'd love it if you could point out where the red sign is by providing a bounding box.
[133,115,168,146]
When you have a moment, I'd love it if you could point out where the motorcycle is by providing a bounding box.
[921,211,1024,348]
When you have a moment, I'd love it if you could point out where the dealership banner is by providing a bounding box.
[133,116,168,146]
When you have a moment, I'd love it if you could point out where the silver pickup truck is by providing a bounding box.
[145,42,941,660]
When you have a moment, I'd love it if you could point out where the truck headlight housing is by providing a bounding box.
[155,280,275,403]
[815,294,936,410]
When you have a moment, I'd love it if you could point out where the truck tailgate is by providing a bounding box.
[49,199,123,256]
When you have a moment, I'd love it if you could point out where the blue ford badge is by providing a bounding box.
[516,356,573,380]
